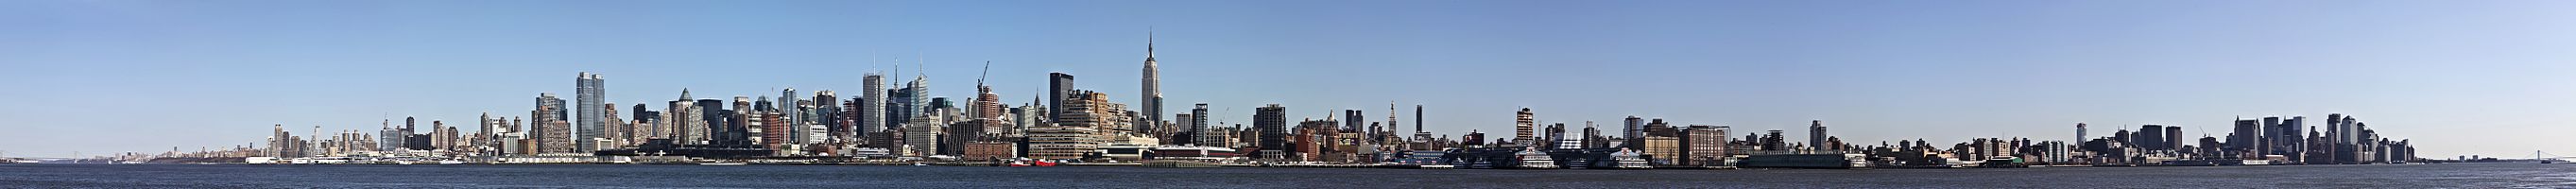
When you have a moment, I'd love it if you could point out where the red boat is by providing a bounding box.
[1007,160,1059,166]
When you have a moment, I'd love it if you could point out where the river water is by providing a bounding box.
[1,163,2567,188]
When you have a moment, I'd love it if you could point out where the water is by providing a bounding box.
[2,163,2568,188]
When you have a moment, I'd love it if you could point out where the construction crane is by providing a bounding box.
[976,60,991,87]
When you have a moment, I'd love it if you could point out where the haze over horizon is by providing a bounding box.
[3,0,2571,159]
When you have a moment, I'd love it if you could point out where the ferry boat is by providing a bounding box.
[1513,146,1559,169]
[1610,149,1653,169]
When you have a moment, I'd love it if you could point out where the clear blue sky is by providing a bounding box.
[2,0,2569,159]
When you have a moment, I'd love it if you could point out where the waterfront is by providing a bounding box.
[1,163,2567,188]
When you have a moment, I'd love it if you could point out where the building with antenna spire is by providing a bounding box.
[1141,28,1163,139]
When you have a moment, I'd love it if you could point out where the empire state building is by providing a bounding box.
[1141,30,1163,134]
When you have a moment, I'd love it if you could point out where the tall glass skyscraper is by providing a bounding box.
[575,72,605,152]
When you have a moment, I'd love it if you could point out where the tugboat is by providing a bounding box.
[1513,146,1558,169]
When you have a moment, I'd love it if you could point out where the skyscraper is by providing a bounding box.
[1809,120,1828,151]
[1623,116,1643,144]
[1413,105,1427,142]
[697,98,730,146]
[2138,125,2166,150]
[863,74,886,137]
[1344,110,1365,132]
[1191,103,1212,146]
[907,71,930,121]
[1140,30,1163,137]
[1049,72,1074,123]
[1514,108,1535,145]
[2075,123,2087,143]
[669,89,705,145]
[780,88,802,144]
[2166,126,2182,153]
[2233,119,2261,157]
[1255,104,1287,150]
[535,93,571,153]
[575,72,605,152]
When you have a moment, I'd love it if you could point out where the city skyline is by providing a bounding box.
[5,1,2574,159]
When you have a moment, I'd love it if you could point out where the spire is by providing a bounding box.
[1148,26,1157,59]
[679,88,692,100]
[892,57,901,83]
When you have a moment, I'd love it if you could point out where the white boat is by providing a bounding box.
[912,163,930,166]
[1610,149,1654,168]
[1417,164,1455,169]
[699,163,747,165]
[1514,146,1558,169]
[437,161,465,164]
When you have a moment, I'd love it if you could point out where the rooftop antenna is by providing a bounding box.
[893,57,902,84]
[917,50,926,79]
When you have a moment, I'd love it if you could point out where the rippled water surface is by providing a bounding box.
[2,163,2568,188]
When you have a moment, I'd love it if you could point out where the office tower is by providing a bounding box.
[1581,123,1604,148]
[1683,125,1727,165]
[1344,110,1365,132]
[1623,116,1643,143]
[601,103,623,149]
[628,103,656,146]
[812,91,840,142]
[781,88,803,144]
[1514,108,1535,145]
[863,74,887,137]
[2138,125,2166,150]
[1140,32,1162,138]
[1049,72,1074,123]
[2327,113,2345,146]
[2280,116,2306,160]
[479,112,496,154]
[631,104,657,139]
[732,96,754,146]
[575,72,606,153]
[2075,123,2087,142]
[1192,103,1213,146]
[754,95,776,144]
[697,98,729,146]
[891,85,918,130]
[379,120,400,151]
[271,124,286,157]
[1809,120,1828,151]
[2261,116,2282,153]
[1541,123,1565,149]
[535,93,572,153]
[1413,105,1429,142]
[906,73,930,123]
[2164,126,2182,152]
[2232,119,2260,157]
[1256,104,1288,150]
[669,90,704,145]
